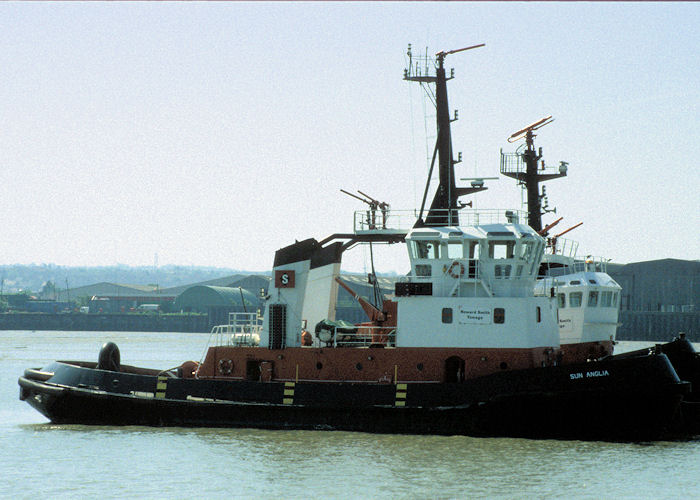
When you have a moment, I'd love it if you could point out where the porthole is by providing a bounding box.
[316,362,323,370]
[499,362,508,370]
[356,362,363,371]
[416,363,424,371]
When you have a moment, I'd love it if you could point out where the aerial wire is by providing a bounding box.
[407,51,417,210]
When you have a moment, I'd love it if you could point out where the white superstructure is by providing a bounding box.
[538,244,621,346]
[395,220,559,349]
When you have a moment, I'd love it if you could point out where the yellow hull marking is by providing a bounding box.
[155,376,168,399]
[395,383,407,407]
[283,381,295,404]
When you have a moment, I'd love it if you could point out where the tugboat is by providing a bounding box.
[19,45,692,441]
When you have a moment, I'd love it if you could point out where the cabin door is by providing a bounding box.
[246,360,261,381]
[445,356,465,383]
[259,361,274,382]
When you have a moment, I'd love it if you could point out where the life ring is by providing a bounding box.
[218,359,233,375]
[447,261,465,279]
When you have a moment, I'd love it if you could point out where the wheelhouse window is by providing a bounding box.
[570,292,582,308]
[588,291,599,307]
[516,265,524,278]
[489,241,515,259]
[494,265,512,279]
[494,307,505,324]
[528,241,543,275]
[412,240,441,259]
[447,241,464,259]
[468,241,480,259]
[519,240,535,261]
[601,291,613,307]
[415,264,432,277]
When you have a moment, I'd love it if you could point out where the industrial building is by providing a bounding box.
[2,259,696,340]
[608,259,699,341]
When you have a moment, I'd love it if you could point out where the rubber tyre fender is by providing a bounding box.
[97,342,121,372]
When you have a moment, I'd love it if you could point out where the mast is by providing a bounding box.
[404,44,487,227]
[501,117,568,233]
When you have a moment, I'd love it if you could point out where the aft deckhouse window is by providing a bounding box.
[557,293,566,308]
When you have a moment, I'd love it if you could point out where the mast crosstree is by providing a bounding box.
[404,44,487,228]
[500,117,569,233]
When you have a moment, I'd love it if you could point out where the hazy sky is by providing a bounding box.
[1,3,698,273]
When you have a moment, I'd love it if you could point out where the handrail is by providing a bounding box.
[211,312,263,347]
[315,325,397,348]
[353,208,528,233]
[544,237,578,258]
[572,257,611,273]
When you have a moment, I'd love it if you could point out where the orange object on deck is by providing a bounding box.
[301,329,313,346]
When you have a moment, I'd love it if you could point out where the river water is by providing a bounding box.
[3,330,699,499]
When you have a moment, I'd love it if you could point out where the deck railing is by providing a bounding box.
[210,312,263,347]
[315,325,397,348]
[353,208,529,233]
[545,237,579,259]
[572,256,611,273]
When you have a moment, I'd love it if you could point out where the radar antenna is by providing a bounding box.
[500,116,568,232]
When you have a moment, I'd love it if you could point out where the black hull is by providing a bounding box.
[613,335,700,436]
[19,353,691,441]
